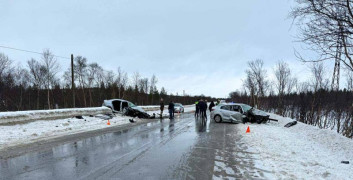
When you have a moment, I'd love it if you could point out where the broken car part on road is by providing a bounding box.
[284,121,297,128]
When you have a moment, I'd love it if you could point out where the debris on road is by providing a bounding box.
[341,161,349,164]
[284,121,297,128]
[124,107,155,119]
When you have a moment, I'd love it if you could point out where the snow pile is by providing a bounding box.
[0,107,111,124]
[0,115,129,149]
[238,113,353,179]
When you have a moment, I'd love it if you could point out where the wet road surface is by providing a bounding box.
[0,113,268,179]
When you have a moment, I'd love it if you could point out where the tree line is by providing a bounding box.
[228,0,353,138]
[0,50,212,111]
[229,59,353,138]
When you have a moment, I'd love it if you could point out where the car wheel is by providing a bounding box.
[256,117,265,124]
[214,115,222,123]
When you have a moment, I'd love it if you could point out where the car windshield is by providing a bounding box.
[241,104,252,112]
[174,103,181,106]
[128,102,136,107]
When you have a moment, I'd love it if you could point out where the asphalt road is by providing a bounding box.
[0,112,268,180]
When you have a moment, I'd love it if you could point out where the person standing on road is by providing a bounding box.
[168,101,175,119]
[199,99,207,119]
[160,98,164,118]
[209,101,215,112]
[195,100,200,117]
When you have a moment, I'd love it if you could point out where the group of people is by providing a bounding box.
[195,99,215,119]
[159,98,176,120]
[159,98,218,120]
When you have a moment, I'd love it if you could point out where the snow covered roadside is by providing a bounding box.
[0,107,111,124]
[0,105,195,152]
[0,115,129,150]
[238,113,353,179]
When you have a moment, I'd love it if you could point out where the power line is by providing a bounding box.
[0,45,70,60]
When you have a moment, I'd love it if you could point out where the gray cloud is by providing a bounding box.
[0,0,309,97]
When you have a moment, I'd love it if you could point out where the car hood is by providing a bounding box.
[249,108,269,117]
[131,106,145,112]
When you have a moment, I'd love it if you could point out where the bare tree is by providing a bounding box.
[0,53,12,79]
[42,49,60,109]
[346,69,353,90]
[274,61,291,96]
[297,81,310,93]
[243,70,257,107]
[274,61,291,114]
[244,59,269,108]
[310,62,326,92]
[132,72,140,90]
[13,65,30,110]
[291,0,353,72]
[27,58,46,109]
[287,77,298,94]
[74,56,88,106]
[87,62,103,105]
[138,78,149,94]
[150,74,158,104]
[120,72,128,99]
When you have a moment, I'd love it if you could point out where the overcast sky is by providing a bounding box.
[1,0,318,98]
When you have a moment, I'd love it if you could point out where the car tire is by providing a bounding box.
[214,115,222,123]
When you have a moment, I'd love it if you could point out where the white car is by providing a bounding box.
[210,103,250,123]
[102,99,145,114]
[211,103,270,124]
[174,103,184,113]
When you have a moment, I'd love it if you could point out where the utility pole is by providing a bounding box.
[71,54,75,107]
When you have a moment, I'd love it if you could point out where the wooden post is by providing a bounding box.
[71,54,75,107]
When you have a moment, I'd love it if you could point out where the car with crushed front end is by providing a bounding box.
[210,103,270,124]
[102,99,155,119]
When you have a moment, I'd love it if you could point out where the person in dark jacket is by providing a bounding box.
[209,101,215,112]
[168,101,175,119]
[199,99,207,119]
[160,98,164,118]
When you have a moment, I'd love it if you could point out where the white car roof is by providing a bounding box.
[105,99,131,103]
[218,103,246,106]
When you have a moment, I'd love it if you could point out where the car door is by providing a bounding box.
[220,105,231,120]
[229,105,242,121]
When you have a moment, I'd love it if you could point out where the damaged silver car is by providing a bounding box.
[102,99,155,119]
[210,103,270,124]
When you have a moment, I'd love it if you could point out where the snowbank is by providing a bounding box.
[0,105,195,151]
[0,115,129,149]
[238,113,353,179]
[0,107,111,125]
